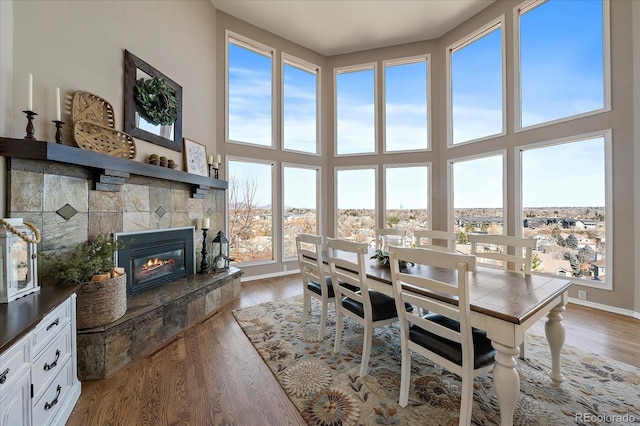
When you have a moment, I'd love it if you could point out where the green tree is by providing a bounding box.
[563,252,581,277]
[551,226,561,238]
[577,245,596,263]
[386,216,400,228]
[566,233,579,249]
[457,231,468,245]
[531,252,542,272]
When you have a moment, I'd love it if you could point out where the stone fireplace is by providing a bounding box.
[1,139,242,380]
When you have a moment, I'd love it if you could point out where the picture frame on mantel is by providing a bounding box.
[183,138,209,177]
[123,50,183,152]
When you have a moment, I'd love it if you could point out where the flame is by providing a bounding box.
[141,257,175,272]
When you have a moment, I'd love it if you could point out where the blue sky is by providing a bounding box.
[228,0,605,210]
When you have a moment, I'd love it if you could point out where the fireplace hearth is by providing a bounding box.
[115,227,195,297]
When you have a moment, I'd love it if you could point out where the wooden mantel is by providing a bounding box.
[0,137,227,197]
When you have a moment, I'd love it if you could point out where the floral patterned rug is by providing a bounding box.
[233,296,640,425]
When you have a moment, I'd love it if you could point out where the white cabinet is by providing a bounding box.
[0,293,80,426]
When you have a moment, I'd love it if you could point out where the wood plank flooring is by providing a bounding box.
[67,274,640,426]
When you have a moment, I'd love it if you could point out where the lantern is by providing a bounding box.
[211,230,229,273]
[1,218,40,303]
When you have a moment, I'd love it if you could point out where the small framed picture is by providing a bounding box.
[183,138,208,177]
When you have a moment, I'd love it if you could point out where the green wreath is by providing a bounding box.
[134,76,179,126]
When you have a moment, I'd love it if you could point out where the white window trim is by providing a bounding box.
[281,162,322,261]
[225,30,277,150]
[446,15,507,148]
[514,129,613,290]
[382,162,432,231]
[281,53,322,156]
[513,0,611,133]
[226,155,277,267]
[382,54,431,154]
[447,149,508,236]
[334,62,379,157]
[334,165,379,237]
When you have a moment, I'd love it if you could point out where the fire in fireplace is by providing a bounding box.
[115,227,195,297]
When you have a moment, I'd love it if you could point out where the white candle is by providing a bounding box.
[202,218,210,229]
[215,154,221,165]
[55,87,61,121]
[27,73,33,111]
[207,155,214,165]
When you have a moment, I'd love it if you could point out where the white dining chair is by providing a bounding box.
[327,237,404,377]
[389,246,496,425]
[468,233,537,359]
[296,233,334,341]
[374,228,407,251]
[414,229,458,252]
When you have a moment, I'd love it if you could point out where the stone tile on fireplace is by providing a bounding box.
[8,170,43,211]
[150,211,171,230]
[149,186,172,213]
[170,211,191,228]
[171,188,191,212]
[123,183,150,212]
[43,174,88,212]
[88,212,123,239]
[122,211,151,232]
[89,190,124,213]
[42,211,88,251]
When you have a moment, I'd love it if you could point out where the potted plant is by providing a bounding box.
[42,234,127,329]
[370,249,412,270]
[147,153,159,165]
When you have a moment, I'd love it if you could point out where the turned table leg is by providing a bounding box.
[492,342,520,426]
[545,303,566,384]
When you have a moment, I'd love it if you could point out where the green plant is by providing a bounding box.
[134,76,179,126]
[370,249,412,269]
[42,234,124,284]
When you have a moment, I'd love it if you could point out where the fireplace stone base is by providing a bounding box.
[76,267,242,380]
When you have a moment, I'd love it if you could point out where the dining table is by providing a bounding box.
[325,248,573,426]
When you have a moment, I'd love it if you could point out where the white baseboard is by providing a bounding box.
[568,297,640,319]
[241,269,300,283]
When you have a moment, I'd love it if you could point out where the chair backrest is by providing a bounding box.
[388,246,477,370]
[414,229,457,252]
[295,233,326,287]
[467,234,537,274]
[326,238,370,311]
[374,228,407,250]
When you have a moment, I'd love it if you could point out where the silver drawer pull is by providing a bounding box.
[44,385,61,410]
[46,317,60,331]
[44,350,61,371]
[0,368,8,384]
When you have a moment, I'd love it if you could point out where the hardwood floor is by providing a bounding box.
[67,274,640,426]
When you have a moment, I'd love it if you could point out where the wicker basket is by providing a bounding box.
[71,91,115,128]
[76,274,127,329]
[73,120,136,159]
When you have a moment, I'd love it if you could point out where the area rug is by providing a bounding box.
[233,296,640,425]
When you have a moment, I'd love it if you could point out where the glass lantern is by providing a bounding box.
[1,218,40,303]
[211,230,229,273]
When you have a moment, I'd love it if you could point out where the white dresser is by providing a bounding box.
[0,288,81,426]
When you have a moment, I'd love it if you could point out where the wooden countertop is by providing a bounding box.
[0,284,81,352]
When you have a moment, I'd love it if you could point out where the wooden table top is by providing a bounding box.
[325,249,573,325]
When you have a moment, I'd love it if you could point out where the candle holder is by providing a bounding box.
[53,120,64,144]
[198,227,209,274]
[23,110,37,140]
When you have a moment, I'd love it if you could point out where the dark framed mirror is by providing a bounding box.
[124,50,183,152]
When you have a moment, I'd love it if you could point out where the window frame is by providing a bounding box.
[334,165,379,239]
[382,54,431,153]
[334,63,379,157]
[515,130,613,290]
[446,16,506,148]
[225,30,277,150]
[382,162,432,233]
[513,0,611,133]
[281,53,322,156]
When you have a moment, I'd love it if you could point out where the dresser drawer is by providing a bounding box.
[31,325,72,399]
[32,298,72,356]
[32,357,74,426]
[0,334,30,392]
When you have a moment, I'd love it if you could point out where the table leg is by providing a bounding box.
[545,303,566,384]
[492,342,520,426]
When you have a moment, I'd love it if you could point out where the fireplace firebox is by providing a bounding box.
[115,227,195,297]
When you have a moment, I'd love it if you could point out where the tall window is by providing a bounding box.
[384,57,428,152]
[519,0,605,128]
[336,168,376,242]
[227,35,273,147]
[385,165,429,241]
[228,159,274,264]
[451,154,504,250]
[283,55,319,154]
[335,65,376,155]
[450,20,504,145]
[283,165,318,258]
[521,136,608,284]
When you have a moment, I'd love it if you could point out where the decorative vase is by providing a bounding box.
[76,273,127,329]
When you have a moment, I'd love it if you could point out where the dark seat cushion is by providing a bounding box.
[409,314,496,369]
[341,291,412,322]
[307,278,359,298]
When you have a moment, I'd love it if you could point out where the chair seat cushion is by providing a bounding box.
[342,291,412,322]
[307,278,359,298]
[409,314,496,369]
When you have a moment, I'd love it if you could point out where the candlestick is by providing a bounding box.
[198,228,209,274]
[213,168,219,179]
[53,120,64,144]
[27,73,33,112]
[55,87,61,121]
[23,110,37,140]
